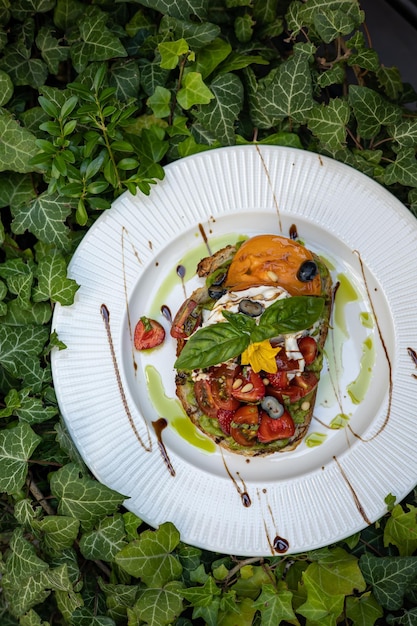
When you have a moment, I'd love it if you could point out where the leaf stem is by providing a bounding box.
[26,474,55,515]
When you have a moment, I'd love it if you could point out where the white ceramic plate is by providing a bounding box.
[52,145,417,556]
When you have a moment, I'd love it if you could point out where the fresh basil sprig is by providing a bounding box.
[174,296,324,371]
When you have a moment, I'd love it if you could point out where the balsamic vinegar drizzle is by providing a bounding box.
[219,448,251,507]
[333,455,371,525]
[161,304,172,323]
[255,144,282,232]
[122,226,141,373]
[101,304,152,452]
[152,418,176,476]
[198,222,212,255]
[176,264,187,298]
[289,223,298,240]
[256,488,289,554]
[407,347,417,379]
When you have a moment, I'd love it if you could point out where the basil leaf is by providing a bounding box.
[222,310,256,334]
[174,322,250,371]
[254,296,325,341]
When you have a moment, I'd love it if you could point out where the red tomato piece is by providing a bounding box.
[273,372,318,403]
[257,410,295,442]
[194,379,218,419]
[231,367,266,402]
[134,316,165,350]
[210,365,241,412]
[264,370,289,389]
[298,336,318,365]
[170,299,202,339]
[230,405,259,447]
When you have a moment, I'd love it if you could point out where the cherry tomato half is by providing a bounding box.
[231,367,265,402]
[298,336,318,365]
[230,405,259,447]
[210,365,241,412]
[257,409,295,443]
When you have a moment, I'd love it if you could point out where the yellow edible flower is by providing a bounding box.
[241,340,281,373]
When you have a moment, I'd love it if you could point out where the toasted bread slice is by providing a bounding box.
[173,236,333,456]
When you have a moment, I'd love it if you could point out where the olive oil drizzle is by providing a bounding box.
[333,455,371,525]
[348,252,392,442]
[255,144,282,232]
[100,304,152,452]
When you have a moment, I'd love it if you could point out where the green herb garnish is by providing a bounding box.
[175,296,324,370]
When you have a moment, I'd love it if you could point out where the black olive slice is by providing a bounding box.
[297,260,318,282]
[208,285,227,300]
[238,299,264,317]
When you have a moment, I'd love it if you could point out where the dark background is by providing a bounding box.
[360,0,417,91]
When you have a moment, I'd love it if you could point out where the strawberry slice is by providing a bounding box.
[217,409,236,435]
[134,316,165,350]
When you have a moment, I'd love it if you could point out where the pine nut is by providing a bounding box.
[232,378,243,389]
[241,383,254,393]
[267,270,279,282]
[301,401,310,411]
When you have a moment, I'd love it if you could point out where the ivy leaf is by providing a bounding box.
[35,25,69,74]
[248,43,315,127]
[79,513,127,562]
[161,16,220,50]
[53,0,85,30]
[307,99,350,149]
[384,148,417,187]
[383,504,417,557]
[158,38,189,70]
[132,0,208,21]
[14,391,58,424]
[181,575,220,606]
[0,42,48,88]
[314,9,356,43]
[252,582,297,625]
[33,250,79,305]
[147,85,172,118]
[19,608,50,626]
[0,111,39,173]
[33,516,81,556]
[11,192,73,249]
[0,324,50,387]
[2,528,50,617]
[193,72,243,144]
[0,68,13,105]
[177,71,214,109]
[192,37,232,78]
[0,422,41,493]
[109,59,141,101]
[359,553,417,610]
[50,463,125,531]
[70,9,127,73]
[0,173,36,209]
[131,581,184,626]
[348,85,402,139]
[115,522,183,587]
[345,591,384,626]
[70,607,117,626]
[377,65,403,100]
[390,120,417,147]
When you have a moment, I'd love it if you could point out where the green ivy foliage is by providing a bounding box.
[1,0,417,624]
